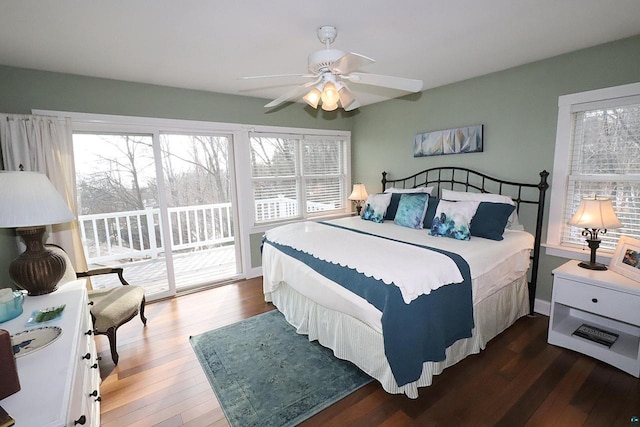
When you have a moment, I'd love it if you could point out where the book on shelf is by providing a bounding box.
[572,323,619,348]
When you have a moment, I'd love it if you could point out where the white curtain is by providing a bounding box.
[0,113,88,272]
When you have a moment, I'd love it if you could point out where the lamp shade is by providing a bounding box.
[348,183,369,202]
[568,196,622,230]
[338,86,356,109]
[303,88,322,109]
[321,82,339,106]
[0,171,76,228]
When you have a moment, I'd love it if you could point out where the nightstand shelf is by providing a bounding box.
[548,260,640,377]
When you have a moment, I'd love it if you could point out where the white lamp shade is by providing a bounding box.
[568,196,622,229]
[321,82,339,105]
[338,86,356,109]
[0,171,76,228]
[348,183,369,201]
[303,88,322,108]
[321,101,338,111]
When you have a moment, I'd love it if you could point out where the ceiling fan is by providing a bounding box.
[245,25,423,112]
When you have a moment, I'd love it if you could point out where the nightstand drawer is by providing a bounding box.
[554,277,640,326]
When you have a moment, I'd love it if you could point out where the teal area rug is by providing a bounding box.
[190,310,372,427]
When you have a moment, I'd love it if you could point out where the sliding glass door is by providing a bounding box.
[73,132,240,300]
[158,133,239,292]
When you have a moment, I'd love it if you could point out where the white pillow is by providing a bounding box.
[441,189,523,230]
[361,192,393,223]
[430,200,480,240]
[384,186,434,195]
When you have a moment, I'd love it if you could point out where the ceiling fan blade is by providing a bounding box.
[264,77,322,108]
[330,52,375,75]
[241,73,316,80]
[345,72,423,92]
[344,99,361,112]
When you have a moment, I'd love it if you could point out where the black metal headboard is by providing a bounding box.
[382,167,549,315]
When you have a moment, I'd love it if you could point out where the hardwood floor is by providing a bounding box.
[98,277,640,427]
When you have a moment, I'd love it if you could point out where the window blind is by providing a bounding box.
[561,102,640,250]
[249,133,346,224]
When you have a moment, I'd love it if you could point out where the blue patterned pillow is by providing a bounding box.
[393,193,429,229]
[361,193,392,223]
[430,200,480,240]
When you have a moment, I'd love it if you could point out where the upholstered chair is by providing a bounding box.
[46,244,147,364]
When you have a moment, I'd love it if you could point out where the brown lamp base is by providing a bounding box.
[577,237,608,272]
[577,261,607,271]
[9,226,66,296]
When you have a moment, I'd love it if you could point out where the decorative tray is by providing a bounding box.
[11,326,63,357]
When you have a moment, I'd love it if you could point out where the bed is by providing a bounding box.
[262,167,549,398]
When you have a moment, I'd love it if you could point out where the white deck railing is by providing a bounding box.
[78,198,334,264]
[78,203,234,264]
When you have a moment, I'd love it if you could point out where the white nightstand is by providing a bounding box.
[548,260,640,377]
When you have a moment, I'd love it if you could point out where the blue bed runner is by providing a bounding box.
[263,222,474,387]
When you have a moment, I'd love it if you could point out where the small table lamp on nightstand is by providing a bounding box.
[569,196,622,270]
[348,183,368,216]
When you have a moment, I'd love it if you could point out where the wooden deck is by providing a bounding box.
[88,245,238,298]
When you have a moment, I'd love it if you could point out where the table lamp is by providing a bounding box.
[0,170,76,295]
[568,196,622,270]
[348,183,368,215]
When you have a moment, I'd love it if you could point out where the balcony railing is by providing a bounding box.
[78,198,334,265]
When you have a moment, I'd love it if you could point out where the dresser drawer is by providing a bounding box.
[554,276,640,326]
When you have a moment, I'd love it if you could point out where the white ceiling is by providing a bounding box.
[1,1,640,108]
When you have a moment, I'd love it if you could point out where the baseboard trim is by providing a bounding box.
[534,298,550,317]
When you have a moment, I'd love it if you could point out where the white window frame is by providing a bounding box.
[248,132,350,227]
[545,82,640,263]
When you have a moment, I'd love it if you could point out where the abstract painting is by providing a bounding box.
[413,125,483,157]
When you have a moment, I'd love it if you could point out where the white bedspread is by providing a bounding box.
[264,217,534,304]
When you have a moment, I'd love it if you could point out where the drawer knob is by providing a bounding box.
[82,353,91,360]
[91,363,99,369]
[95,397,102,402]
[89,390,98,397]
[74,415,86,425]
[88,301,94,306]
[85,329,93,336]
[592,298,598,303]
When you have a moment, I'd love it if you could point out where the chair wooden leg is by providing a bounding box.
[139,297,147,325]
[106,327,119,365]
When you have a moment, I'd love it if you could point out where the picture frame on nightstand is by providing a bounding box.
[609,236,640,283]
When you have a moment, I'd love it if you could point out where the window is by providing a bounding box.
[547,82,640,259]
[250,133,348,224]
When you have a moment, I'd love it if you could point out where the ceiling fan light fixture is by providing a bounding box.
[321,82,339,106]
[321,100,338,111]
[337,86,356,109]
[303,88,322,108]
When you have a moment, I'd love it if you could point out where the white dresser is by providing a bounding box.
[1,280,101,426]
[548,260,640,377]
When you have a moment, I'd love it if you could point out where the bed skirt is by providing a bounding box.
[265,275,529,399]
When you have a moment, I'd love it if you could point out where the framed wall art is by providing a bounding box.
[413,124,483,157]
[609,236,640,282]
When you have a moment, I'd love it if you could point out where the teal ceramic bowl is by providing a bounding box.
[0,291,24,323]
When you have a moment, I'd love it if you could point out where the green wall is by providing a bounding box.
[1,34,639,302]
[351,35,640,304]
